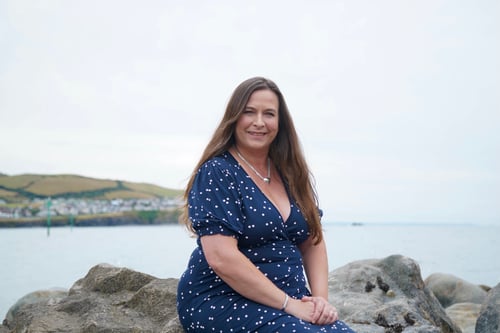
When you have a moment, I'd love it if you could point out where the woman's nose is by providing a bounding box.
[253,112,264,126]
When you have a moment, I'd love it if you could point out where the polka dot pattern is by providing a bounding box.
[177,153,355,332]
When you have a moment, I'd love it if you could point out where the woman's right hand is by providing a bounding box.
[284,297,316,322]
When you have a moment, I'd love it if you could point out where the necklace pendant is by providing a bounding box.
[235,148,272,185]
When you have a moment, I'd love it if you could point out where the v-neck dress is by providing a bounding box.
[177,152,354,332]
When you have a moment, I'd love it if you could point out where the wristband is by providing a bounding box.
[281,294,289,311]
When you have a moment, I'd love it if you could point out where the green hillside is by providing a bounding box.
[0,173,182,203]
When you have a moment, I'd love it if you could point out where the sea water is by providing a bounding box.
[1,223,499,319]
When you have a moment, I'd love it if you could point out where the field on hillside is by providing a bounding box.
[0,174,182,203]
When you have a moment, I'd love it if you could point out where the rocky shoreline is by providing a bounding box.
[2,255,499,333]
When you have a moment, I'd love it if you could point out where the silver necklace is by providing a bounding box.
[235,149,271,184]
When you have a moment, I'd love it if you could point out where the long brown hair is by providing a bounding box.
[180,77,323,244]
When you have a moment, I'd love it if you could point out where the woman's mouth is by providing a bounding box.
[248,131,266,136]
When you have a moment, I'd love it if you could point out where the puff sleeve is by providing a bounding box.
[188,158,245,238]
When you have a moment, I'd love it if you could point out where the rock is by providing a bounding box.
[476,282,500,333]
[329,254,462,333]
[425,273,487,308]
[3,263,183,333]
[3,288,68,325]
[445,302,481,333]
[2,256,464,333]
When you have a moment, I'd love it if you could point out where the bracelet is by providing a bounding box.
[281,294,289,311]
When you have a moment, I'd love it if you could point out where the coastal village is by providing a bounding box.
[0,197,183,220]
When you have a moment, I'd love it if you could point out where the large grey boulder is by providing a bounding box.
[476,282,500,333]
[329,255,462,333]
[3,263,183,333]
[425,273,487,308]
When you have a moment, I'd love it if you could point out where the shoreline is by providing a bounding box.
[0,211,180,228]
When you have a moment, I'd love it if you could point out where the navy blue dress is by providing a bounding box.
[177,152,354,332]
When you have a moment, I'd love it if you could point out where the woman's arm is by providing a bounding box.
[299,236,329,298]
[299,236,338,324]
[201,234,315,321]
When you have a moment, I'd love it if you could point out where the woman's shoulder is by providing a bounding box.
[198,152,238,175]
[193,152,243,190]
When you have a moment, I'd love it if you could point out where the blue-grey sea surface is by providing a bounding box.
[1,223,499,319]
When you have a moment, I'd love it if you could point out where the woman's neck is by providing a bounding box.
[232,145,268,167]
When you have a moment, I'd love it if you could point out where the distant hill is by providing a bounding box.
[0,173,183,203]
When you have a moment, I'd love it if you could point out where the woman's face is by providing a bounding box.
[234,89,279,153]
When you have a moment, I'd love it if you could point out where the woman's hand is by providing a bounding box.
[301,296,338,325]
[284,297,316,323]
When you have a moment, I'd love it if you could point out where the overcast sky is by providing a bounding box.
[1,1,498,225]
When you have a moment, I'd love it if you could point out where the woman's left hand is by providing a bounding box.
[301,296,338,325]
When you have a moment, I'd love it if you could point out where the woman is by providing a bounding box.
[177,77,354,332]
